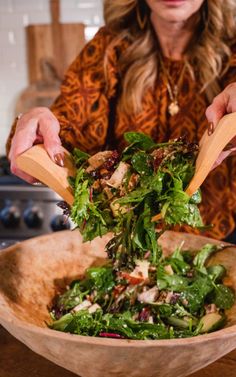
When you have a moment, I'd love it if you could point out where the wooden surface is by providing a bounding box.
[26,0,85,83]
[26,23,85,83]
[0,326,235,377]
[17,0,85,114]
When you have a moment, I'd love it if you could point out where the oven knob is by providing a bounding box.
[24,207,43,228]
[50,215,70,231]
[0,206,20,228]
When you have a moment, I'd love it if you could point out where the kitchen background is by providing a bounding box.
[0,0,104,243]
[0,0,103,155]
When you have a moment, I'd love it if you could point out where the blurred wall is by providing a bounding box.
[0,0,103,155]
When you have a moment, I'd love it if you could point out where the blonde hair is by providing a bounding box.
[103,0,236,115]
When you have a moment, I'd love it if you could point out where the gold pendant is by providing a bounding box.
[168,101,180,116]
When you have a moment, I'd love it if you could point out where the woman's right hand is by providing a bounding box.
[9,107,64,184]
[206,83,236,168]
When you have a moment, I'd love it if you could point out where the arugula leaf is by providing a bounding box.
[162,197,203,228]
[73,148,90,166]
[71,179,90,225]
[117,186,152,205]
[70,168,110,240]
[70,168,90,225]
[158,304,173,318]
[50,313,74,331]
[189,190,202,204]
[103,313,171,339]
[157,273,189,292]
[86,266,115,298]
[57,281,89,310]
[124,132,156,150]
[167,245,191,274]
[210,284,235,309]
[207,265,226,282]
[64,309,104,336]
[193,244,218,273]
[168,257,191,275]
[81,215,109,241]
[181,275,214,314]
[131,151,153,176]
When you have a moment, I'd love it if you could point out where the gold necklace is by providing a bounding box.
[159,58,187,116]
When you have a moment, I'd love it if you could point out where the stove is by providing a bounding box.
[0,156,71,241]
[0,239,19,250]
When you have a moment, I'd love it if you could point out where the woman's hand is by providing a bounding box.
[9,107,64,183]
[206,83,236,125]
[206,83,236,167]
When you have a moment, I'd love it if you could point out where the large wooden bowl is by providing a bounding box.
[0,230,236,377]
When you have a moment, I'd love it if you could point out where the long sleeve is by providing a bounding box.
[50,27,119,154]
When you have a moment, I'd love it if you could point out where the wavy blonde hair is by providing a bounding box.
[103,0,236,115]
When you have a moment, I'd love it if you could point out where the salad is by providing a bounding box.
[50,132,235,339]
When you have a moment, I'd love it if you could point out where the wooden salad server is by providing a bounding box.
[16,144,76,206]
[185,112,236,197]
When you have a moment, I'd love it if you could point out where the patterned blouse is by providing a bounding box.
[7,27,236,240]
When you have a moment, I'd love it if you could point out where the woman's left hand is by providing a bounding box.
[206,83,236,167]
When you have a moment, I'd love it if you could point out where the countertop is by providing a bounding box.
[0,326,236,377]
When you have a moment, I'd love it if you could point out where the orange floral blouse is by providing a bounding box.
[7,27,236,240]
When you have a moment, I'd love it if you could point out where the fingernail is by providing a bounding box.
[208,122,214,136]
[54,153,64,167]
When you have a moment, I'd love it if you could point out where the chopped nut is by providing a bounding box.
[86,151,113,172]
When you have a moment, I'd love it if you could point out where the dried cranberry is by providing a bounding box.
[139,307,150,322]
[169,293,181,305]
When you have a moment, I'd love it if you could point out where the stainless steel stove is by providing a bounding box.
[0,156,71,242]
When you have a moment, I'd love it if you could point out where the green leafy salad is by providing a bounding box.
[50,132,235,339]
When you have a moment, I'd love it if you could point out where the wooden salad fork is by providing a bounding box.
[16,113,236,213]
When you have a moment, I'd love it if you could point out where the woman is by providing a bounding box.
[7,0,236,240]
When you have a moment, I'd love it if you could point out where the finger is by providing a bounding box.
[9,118,38,161]
[205,91,228,127]
[38,115,65,165]
[229,135,236,147]
[225,95,236,113]
[211,151,232,170]
[8,117,40,182]
[34,134,44,144]
[211,147,236,170]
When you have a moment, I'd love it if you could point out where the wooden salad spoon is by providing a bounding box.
[16,144,76,206]
[185,112,236,196]
[16,113,236,213]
